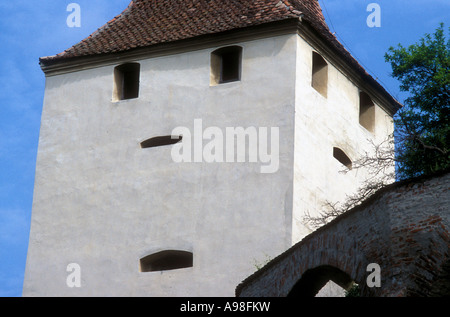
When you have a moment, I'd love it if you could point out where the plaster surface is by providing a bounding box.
[24,31,395,296]
[292,36,394,242]
[24,34,297,296]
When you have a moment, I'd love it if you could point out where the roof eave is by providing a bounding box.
[39,18,301,76]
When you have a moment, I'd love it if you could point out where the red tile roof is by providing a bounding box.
[40,0,325,63]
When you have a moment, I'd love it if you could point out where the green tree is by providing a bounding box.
[385,23,450,180]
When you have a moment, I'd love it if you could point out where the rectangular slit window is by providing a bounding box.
[113,63,140,101]
[140,135,182,149]
[312,52,328,98]
[359,91,375,133]
[211,46,242,85]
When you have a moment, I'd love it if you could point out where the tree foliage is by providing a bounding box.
[385,23,450,180]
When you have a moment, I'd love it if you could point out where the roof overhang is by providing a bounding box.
[39,18,300,76]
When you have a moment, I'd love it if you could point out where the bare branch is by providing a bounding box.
[303,135,396,229]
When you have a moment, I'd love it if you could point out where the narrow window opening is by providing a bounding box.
[312,52,328,97]
[333,147,352,170]
[113,63,140,101]
[359,91,375,133]
[211,46,242,85]
[140,250,193,272]
[140,135,182,149]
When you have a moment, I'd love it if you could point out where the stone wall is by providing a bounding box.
[236,170,450,297]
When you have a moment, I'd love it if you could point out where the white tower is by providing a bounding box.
[24,0,400,296]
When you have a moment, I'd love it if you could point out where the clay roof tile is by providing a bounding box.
[41,0,308,62]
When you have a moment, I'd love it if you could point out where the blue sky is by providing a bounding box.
[0,0,448,297]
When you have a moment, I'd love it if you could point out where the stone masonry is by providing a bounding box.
[236,170,450,297]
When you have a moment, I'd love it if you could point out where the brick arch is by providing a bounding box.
[236,170,450,297]
[287,265,354,297]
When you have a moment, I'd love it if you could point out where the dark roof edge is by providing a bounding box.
[235,167,450,297]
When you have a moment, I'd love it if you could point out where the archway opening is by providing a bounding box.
[287,265,356,297]
[429,259,450,296]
